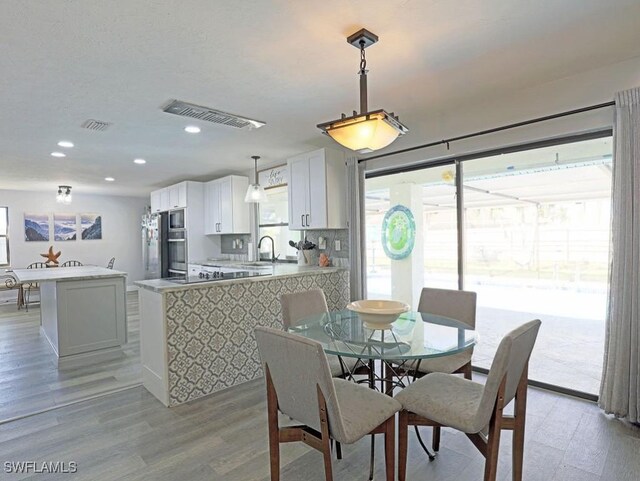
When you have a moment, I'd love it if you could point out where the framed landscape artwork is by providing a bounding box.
[24,213,50,241]
[81,213,102,240]
[53,213,77,241]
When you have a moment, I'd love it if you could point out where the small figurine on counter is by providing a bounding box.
[319,253,331,267]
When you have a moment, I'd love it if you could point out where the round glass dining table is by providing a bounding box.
[288,309,478,362]
[288,309,478,472]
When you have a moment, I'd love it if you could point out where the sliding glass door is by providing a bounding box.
[364,134,612,395]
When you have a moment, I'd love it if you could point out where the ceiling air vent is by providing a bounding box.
[81,119,112,131]
[162,100,266,130]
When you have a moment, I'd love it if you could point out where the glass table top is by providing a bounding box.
[288,310,478,361]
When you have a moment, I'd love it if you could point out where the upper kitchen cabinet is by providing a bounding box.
[150,182,188,213]
[287,148,346,230]
[204,175,250,235]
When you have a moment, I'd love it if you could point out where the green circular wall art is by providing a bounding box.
[381,205,416,260]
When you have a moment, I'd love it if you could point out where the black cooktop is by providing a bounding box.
[169,270,270,284]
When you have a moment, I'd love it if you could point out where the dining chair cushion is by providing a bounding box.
[333,378,401,444]
[396,372,486,433]
[402,349,472,375]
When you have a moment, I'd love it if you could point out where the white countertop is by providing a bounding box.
[12,266,127,283]
[135,264,347,293]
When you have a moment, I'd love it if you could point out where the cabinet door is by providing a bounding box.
[217,178,233,234]
[177,183,188,208]
[150,190,161,213]
[203,182,215,235]
[168,185,178,209]
[211,182,222,232]
[288,156,309,230]
[307,151,327,229]
[159,188,170,212]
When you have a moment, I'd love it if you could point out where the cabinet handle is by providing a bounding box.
[306,214,310,227]
[301,215,305,227]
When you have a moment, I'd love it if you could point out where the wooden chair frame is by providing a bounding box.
[399,364,530,481]
[265,365,396,481]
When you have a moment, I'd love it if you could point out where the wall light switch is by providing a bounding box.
[318,236,327,250]
[335,239,341,251]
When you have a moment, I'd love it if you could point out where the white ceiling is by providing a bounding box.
[1,0,639,197]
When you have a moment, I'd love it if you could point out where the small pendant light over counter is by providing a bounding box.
[245,155,267,203]
[317,28,408,154]
[56,185,72,204]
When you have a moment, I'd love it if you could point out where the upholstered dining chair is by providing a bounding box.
[396,319,541,481]
[255,326,401,481]
[395,287,477,450]
[61,260,83,267]
[280,289,364,379]
[22,262,48,311]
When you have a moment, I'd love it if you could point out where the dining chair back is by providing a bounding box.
[280,288,328,329]
[21,262,48,311]
[418,287,477,329]
[61,260,83,267]
[255,326,400,481]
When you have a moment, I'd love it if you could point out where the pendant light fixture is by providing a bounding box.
[56,185,72,204]
[244,155,267,203]
[317,28,408,154]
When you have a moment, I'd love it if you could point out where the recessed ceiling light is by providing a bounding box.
[51,152,66,158]
[57,141,74,148]
[184,125,201,134]
[133,158,146,165]
[105,177,115,182]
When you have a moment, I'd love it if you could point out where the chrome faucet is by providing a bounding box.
[258,235,278,263]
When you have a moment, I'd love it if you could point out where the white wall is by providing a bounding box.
[365,56,640,173]
[0,189,148,285]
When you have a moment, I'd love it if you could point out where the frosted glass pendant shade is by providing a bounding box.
[245,183,267,203]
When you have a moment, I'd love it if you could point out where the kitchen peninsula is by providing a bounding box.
[12,266,128,366]
[135,264,349,406]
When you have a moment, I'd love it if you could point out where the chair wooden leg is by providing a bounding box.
[384,417,395,481]
[462,362,473,380]
[317,386,334,481]
[265,367,280,481]
[432,425,441,452]
[483,380,506,481]
[398,411,408,481]
[512,367,529,481]
[335,441,342,460]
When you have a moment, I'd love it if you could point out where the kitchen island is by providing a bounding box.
[135,264,349,406]
[12,266,128,366]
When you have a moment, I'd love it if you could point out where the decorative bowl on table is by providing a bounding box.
[346,300,410,330]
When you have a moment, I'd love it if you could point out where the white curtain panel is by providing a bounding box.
[600,87,640,423]
[346,156,367,301]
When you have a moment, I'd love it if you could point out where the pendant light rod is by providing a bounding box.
[359,40,368,114]
[251,155,260,184]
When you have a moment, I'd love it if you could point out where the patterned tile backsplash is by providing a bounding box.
[220,234,251,255]
[304,229,349,266]
[164,269,350,405]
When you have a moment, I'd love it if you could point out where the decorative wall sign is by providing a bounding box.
[53,213,77,241]
[81,214,102,240]
[24,213,50,241]
[381,205,416,260]
[258,164,288,189]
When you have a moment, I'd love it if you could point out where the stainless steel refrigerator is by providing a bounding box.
[142,212,168,279]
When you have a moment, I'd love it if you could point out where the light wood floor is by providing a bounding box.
[0,291,141,422]
[1,376,639,480]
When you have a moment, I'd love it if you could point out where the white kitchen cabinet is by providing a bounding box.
[159,188,170,212]
[287,148,346,230]
[150,190,161,213]
[168,182,187,210]
[204,175,250,235]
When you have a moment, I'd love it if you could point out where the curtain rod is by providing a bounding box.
[358,100,615,163]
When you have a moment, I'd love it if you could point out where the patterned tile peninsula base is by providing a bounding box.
[165,270,350,405]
